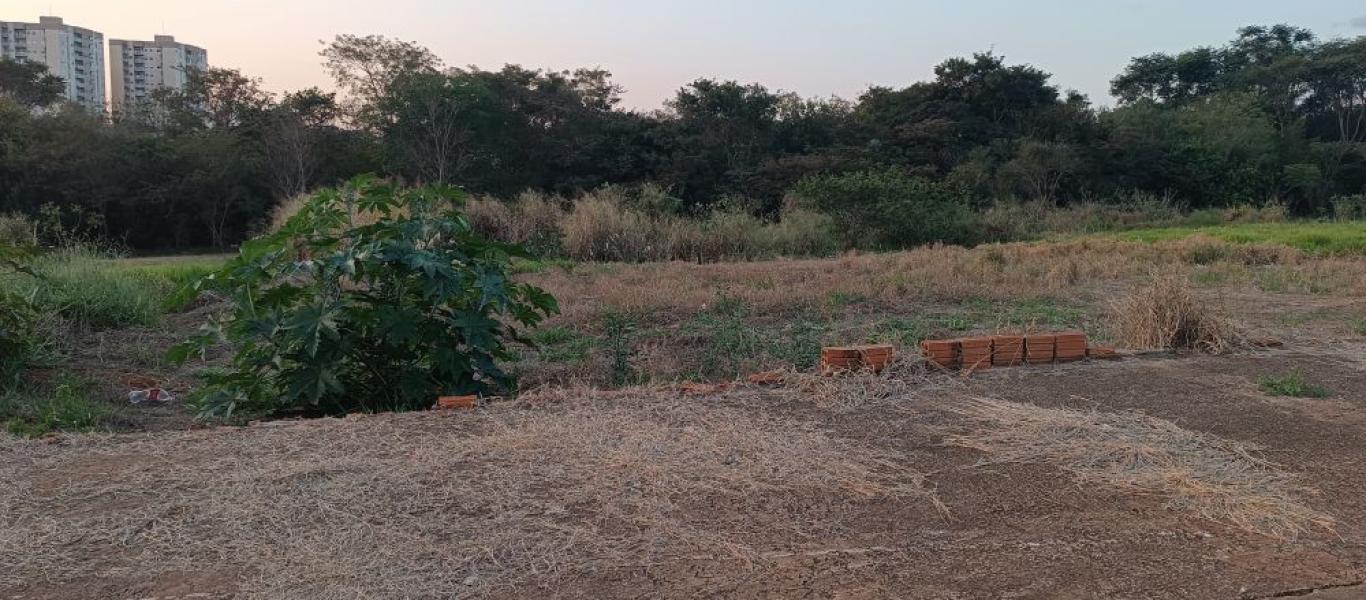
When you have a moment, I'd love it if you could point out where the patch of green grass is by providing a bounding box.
[683,296,830,377]
[1000,297,1087,329]
[529,326,594,364]
[765,319,829,371]
[2,250,224,330]
[686,300,762,378]
[1353,316,1366,337]
[510,257,576,274]
[872,317,929,346]
[1190,268,1230,286]
[25,259,163,328]
[828,291,868,307]
[108,256,225,312]
[937,313,974,332]
[1257,372,1332,398]
[1276,308,1345,327]
[935,297,1085,332]
[1110,222,1366,256]
[1,376,110,437]
[868,312,983,344]
[1253,268,1335,295]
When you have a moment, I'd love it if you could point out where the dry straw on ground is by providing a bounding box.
[1110,271,1241,352]
[941,396,1334,539]
[0,394,932,598]
[778,356,963,414]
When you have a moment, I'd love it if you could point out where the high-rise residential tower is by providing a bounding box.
[109,35,208,108]
[0,16,106,111]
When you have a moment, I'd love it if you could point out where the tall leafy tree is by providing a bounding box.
[1305,38,1366,146]
[321,34,443,125]
[151,67,274,131]
[377,71,497,185]
[259,89,344,197]
[658,79,782,204]
[0,59,65,108]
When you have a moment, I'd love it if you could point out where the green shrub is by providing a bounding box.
[171,177,559,418]
[0,246,40,386]
[0,289,38,386]
[1257,372,1331,398]
[793,169,976,249]
[600,312,637,385]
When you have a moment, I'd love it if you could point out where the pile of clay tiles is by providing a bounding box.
[919,331,1117,371]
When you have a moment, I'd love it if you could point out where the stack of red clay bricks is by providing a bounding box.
[821,344,895,376]
[920,331,1114,371]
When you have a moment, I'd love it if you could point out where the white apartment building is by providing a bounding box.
[0,16,106,111]
[109,35,208,108]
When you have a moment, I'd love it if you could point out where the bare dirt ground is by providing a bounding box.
[4,341,1364,599]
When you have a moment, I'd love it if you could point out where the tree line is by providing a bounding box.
[0,24,1363,251]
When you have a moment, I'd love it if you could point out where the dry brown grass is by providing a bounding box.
[559,195,661,261]
[0,393,932,597]
[558,195,836,263]
[778,357,964,414]
[941,396,1334,540]
[466,192,566,250]
[268,190,403,234]
[524,237,1364,327]
[1111,271,1240,352]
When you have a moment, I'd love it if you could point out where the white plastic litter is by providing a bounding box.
[128,388,174,404]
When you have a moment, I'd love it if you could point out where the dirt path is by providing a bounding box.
[3,347,1365,599]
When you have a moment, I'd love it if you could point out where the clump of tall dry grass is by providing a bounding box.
[1110,271,1240,352]
[432,187,840,263]
[465,191,566,253]
[268,189,406,233]
[558,190,837,262]
[559,193,660,261]
[267,193,310,232]
[942,396,1334,539]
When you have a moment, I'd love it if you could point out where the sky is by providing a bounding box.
[9,0,1366,110]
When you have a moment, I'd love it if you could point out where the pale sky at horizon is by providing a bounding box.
[9,1,1366,110]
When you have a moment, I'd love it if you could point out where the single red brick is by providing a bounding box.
[435,395,478,410]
